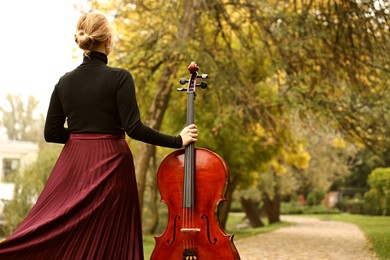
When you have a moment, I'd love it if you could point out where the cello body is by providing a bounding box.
[151,62,240,259]
[151,148,240,259]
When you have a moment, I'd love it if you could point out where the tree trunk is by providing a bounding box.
[262,192,281,224]
[148,176,159,234]
[141,146,160,235]
[261,169,282,224]
[135,0,200,232]
[135,63,177,210]
[240,197,264,227]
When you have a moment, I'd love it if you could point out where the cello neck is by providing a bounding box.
[181,62,208,209]
[183,64,197,209]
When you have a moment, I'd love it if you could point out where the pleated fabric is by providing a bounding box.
[0,133,144,260]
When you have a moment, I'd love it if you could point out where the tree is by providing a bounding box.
[3,143,62,235]
[88,0,390,229]
[345,148,390,189]
[0,94,44,142]
[240,0,389,222]
[260,0,390,150]
[289,116,358,195]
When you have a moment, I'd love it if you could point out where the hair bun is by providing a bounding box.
[75,30,94,50]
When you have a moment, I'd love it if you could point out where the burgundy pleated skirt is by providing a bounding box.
[0,133,144,260]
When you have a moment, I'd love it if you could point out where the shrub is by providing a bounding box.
[307,190,326,206]
[364,168,390,216]
[345,198,365,214]
[280,202,339,215]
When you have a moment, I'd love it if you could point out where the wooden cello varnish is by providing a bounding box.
[151,62,240,260]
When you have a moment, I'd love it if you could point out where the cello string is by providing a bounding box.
[183,208,187,251]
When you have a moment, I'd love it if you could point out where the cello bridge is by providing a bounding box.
[180,228,201,233]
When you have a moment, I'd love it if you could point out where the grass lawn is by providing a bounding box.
[311,214,390,260]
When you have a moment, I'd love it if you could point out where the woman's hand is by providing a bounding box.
[180,124,198,147]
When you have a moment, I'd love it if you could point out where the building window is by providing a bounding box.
[3,159,20,182]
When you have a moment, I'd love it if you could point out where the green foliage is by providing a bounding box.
[306,190,326,206]
[88,0,390,228]
[259,0,390,152]
[336,194,367,215]
[364,168,390,216]
[3,143,62,235]
[344,148,388,189]
[281,202,339,215]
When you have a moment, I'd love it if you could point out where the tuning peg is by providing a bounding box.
[197,81,208,89]
[179,78,188,85]
[197,74,208,79]
[177,88,187,92]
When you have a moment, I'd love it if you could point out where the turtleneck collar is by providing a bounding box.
[82,51,108,65]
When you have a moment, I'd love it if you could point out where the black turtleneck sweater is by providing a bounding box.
[44,51,182,148]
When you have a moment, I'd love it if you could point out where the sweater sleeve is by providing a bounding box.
[116,69,182,148]
[44,82,69,144]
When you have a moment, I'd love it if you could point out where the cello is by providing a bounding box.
[151,62,240,260]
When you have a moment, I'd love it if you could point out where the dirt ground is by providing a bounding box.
[234,215,379,260]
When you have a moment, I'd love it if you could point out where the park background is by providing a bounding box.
[0,0,389,259]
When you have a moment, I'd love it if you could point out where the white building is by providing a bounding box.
[0,140,38,223]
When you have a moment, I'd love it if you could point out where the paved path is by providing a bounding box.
[234,215,379,260]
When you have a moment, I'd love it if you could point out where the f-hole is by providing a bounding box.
[167,215,180,245]
[201,214,217,244]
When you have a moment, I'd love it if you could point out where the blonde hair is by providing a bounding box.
[74,12,113,54]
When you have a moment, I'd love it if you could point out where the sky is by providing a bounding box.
[0,0,90,115]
